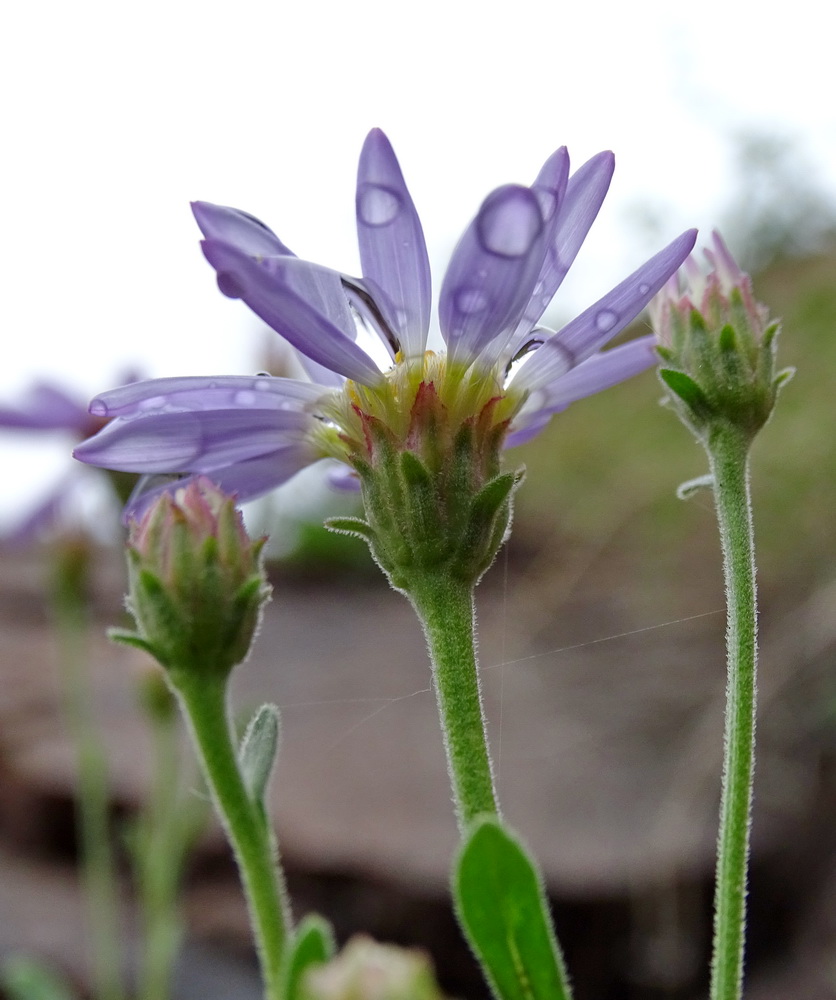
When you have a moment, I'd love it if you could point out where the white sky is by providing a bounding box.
[1,0,834,521]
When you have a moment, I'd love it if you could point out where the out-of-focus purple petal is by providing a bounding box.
[201,241,383,386]
[511,228,698,392]
[326,462,361,491]
[192,202,294,257]
[440,185,546,365]
[509,151,615,350]
[74,408,312,474]
[0,382,88,430]
[88,375,327,420]
[356,129,431,357]
[123,446,316,522]
[518,336,658,424]
[503,412,554,449]
[4,478,68,545]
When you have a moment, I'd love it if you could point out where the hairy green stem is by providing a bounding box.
[175,676,290,1000]
[408,573,499,829]
[708,427,758,1000]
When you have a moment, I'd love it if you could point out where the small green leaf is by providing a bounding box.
[0,956,76,1000]
[658,368,712,418]
[283,914,336,1000]
[239,703,281,805]
[454,817,571,1000]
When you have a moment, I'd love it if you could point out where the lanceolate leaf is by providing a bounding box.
[454,817,572,1000]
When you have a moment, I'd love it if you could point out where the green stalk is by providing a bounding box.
[174,675,290,1000]
[134,703,200,1000]
[408,572,499,829]
[707,427,758,1000]
[50,546,126,1000]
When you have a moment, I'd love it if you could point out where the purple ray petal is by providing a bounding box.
[511,228,698,392]
[87,375,328,420]
[503,412,553,449]
[201,241,383,386]
[0,382,88,431]
[192,202,294,257]
[440,185,546,365]
[520,336,658,422]
[356,129,431,357]
[74,408,312,474]
[510,151,615,349]
[531,146,570,232]
[263,256,358,341]
[123,446,315,522]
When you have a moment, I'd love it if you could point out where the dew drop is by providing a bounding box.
[533,188,557,222]
[253,376,272,388]
[455,287,490,315]
[139,395,167,411]
[357,184,401,226]
[479,188,543,258]
[234,390,257,406]
[639,283,650,295]
[595,309,618,332]
[89,400,108,416]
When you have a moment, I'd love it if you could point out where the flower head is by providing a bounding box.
[0,376,138,543]
[113,477,270,681]
[650,231,792,442]
[75,131,696,581]
[76,131,694,498]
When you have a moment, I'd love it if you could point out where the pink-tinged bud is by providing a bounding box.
[648,232,793,442]
[301,935,446,1000]
[113,477,270,682]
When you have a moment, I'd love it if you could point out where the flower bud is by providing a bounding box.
[113,477,270,682]
[649,231,793,443]
[301,935,446,1000]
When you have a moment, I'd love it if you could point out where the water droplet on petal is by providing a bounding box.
[534,188,557,222]
[139,396,167,411]
[234,390,257,406]
[89,400,108,416]
[595,309,619,332]
[478,187,543,258]
[455,287,490,316]
[639,283,650,295]
[357,184,401,226]
[253,376,272,388]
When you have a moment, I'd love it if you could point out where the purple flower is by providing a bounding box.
[1,378,137,542]
[75,130,697,518]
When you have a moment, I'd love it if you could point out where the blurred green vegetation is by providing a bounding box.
[512,249,836,604]
[278,247,834,614]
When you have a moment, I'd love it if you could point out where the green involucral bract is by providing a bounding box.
[323,352,526,591]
